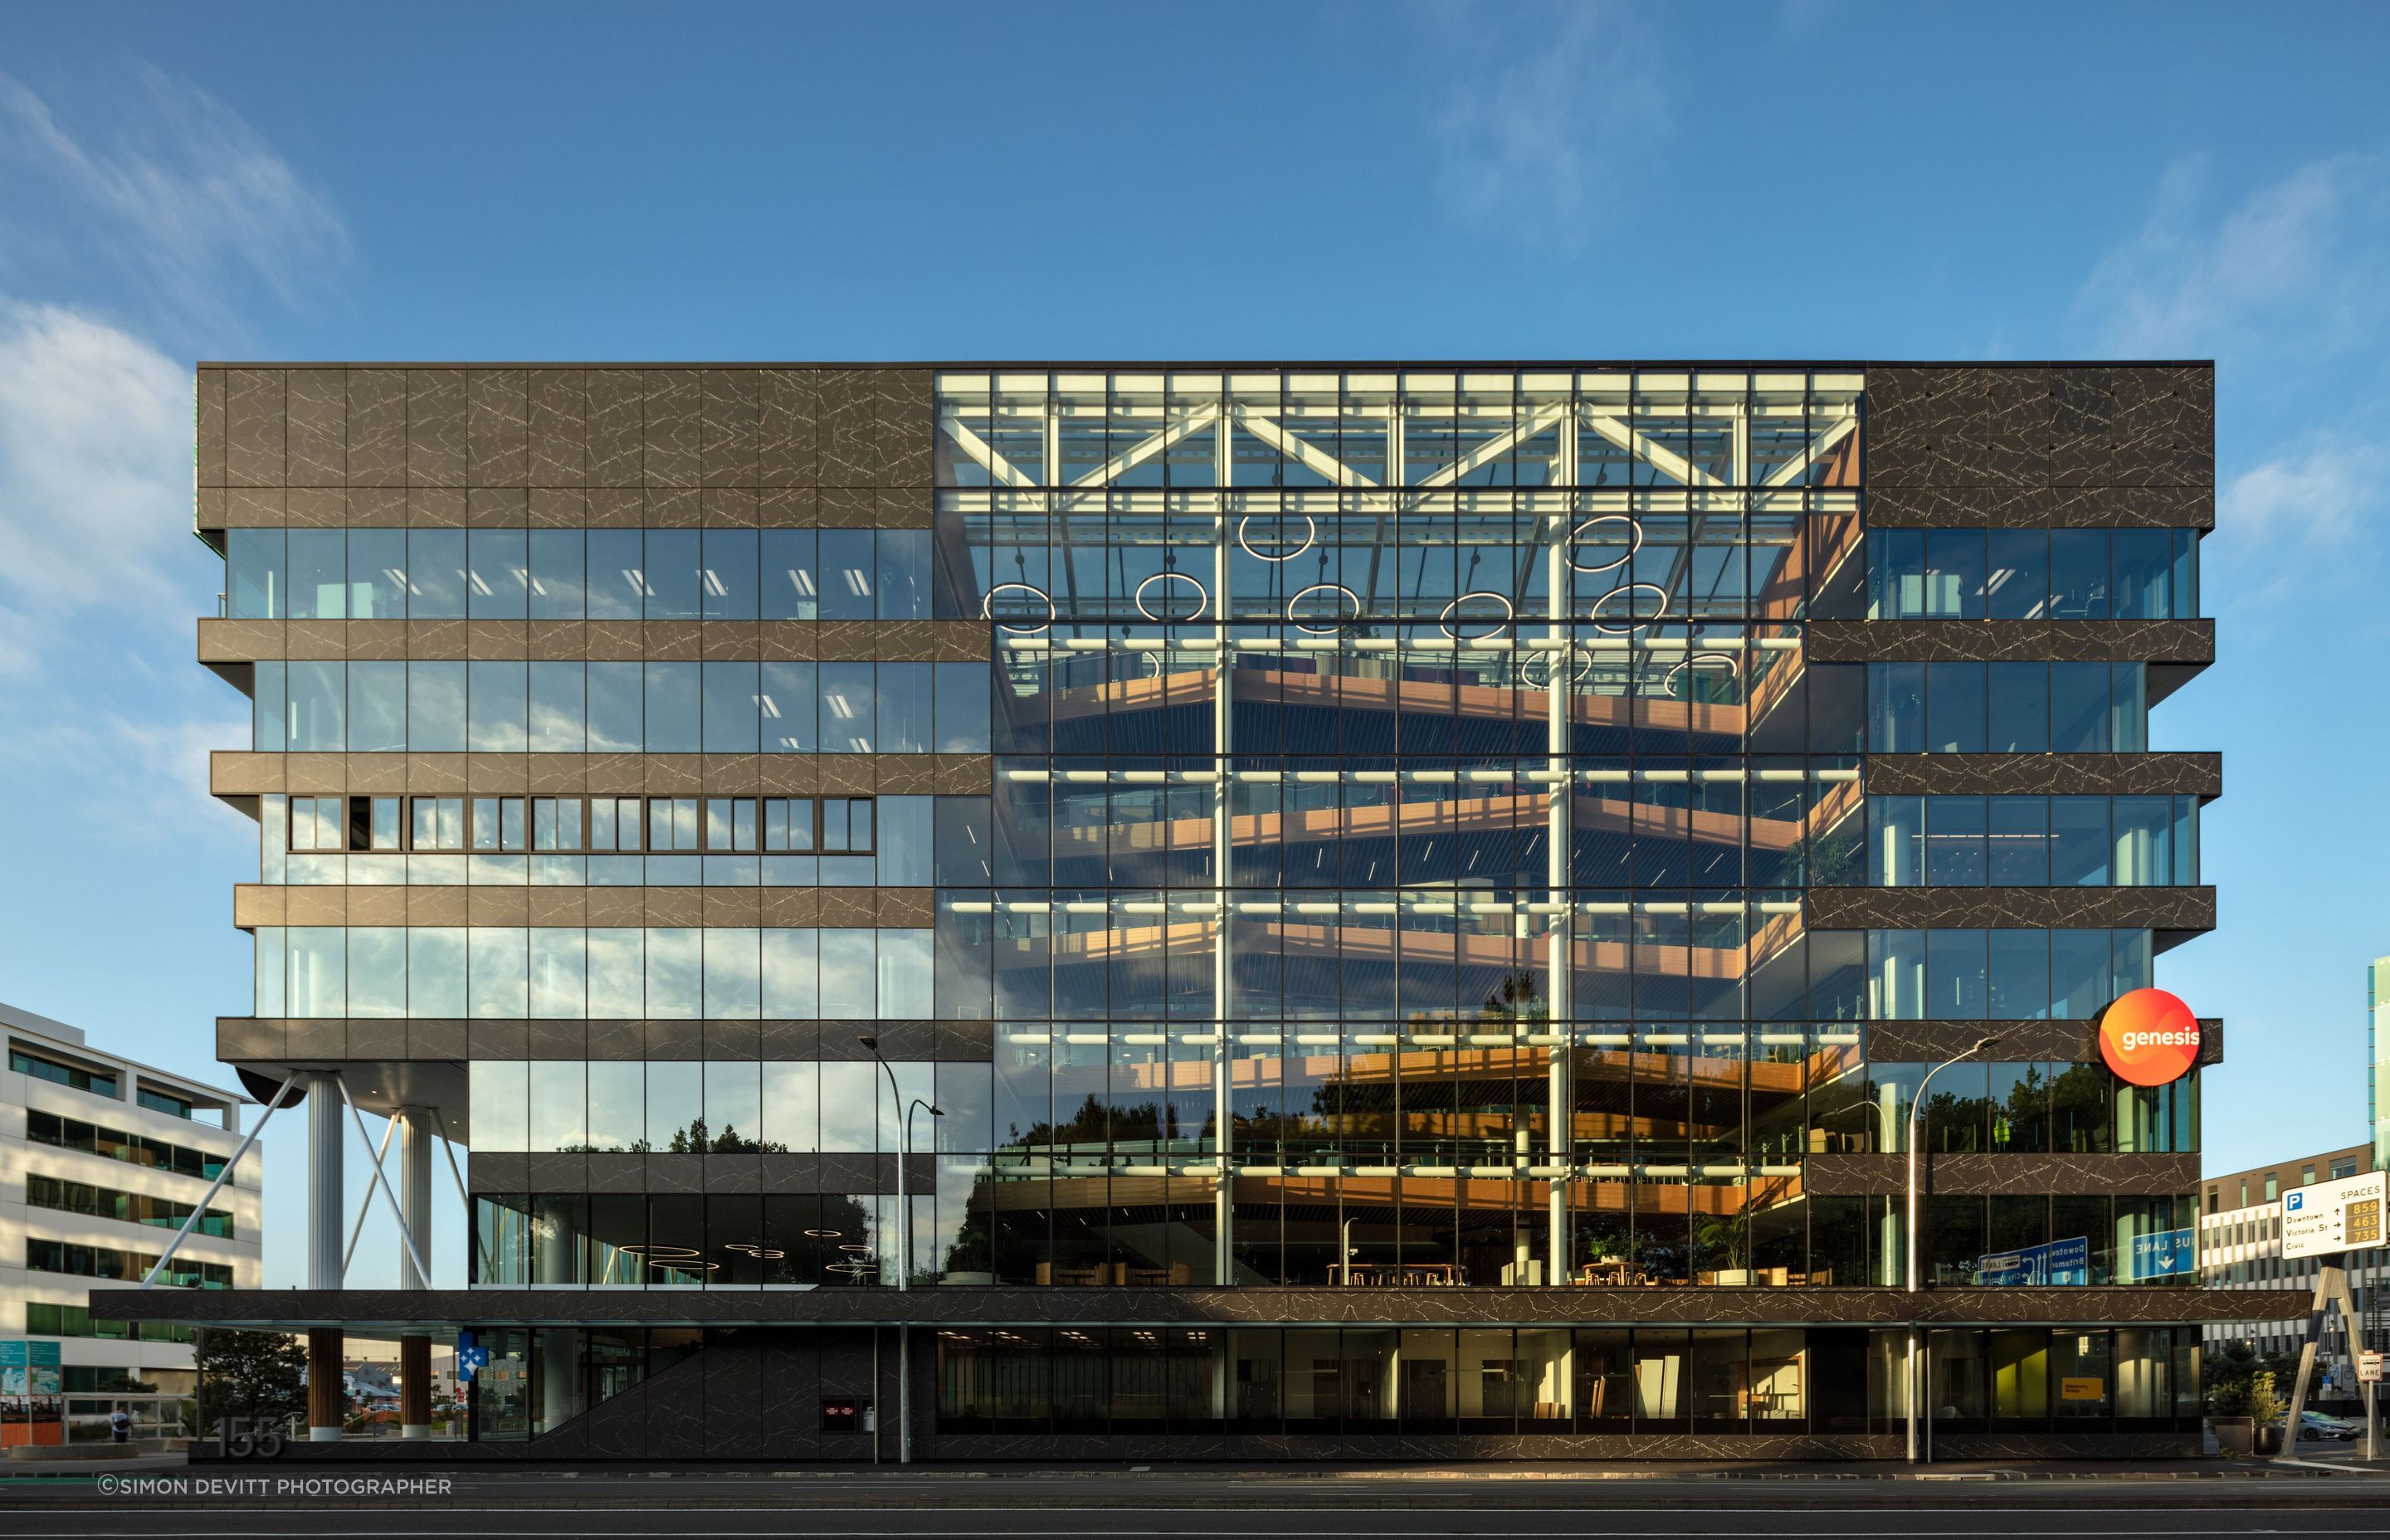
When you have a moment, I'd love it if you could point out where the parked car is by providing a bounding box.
[2298,1411,2361,1441]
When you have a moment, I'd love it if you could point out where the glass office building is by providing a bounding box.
[100,361,2298,1460]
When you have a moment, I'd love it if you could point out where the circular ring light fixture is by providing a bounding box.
[1664,651,1741,699]
[1566,515,1643,575]
[802,1228,843,1239]
[1588,582,1671,635]
[617,1243,701,1260]
[649,1258,720,1272]
[1134,570,1208,624]
[1520,647,1601,690]
[981,582,1056,635]
[1236,513,1316,563]
[1286,582,1362,635]
[1439,590,1515,643]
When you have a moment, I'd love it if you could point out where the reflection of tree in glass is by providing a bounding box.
[627,1118,792,1154]
[1992,1065,2051,1152]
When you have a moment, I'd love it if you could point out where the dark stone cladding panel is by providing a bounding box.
[196,368,227,485]
[485,1149,922,1195]
[188,618,988,664]
[219,888,944,928]
[1937,1431,2197,1460]
[1864,752,2221,799]
[94,1284,2305,1329]
[224,368,285,487]
[207,751,993,800]
[817,368,876,486]
[1868,483,2215,531]
[220,1016,961,1072]
[1868,365,2212,490]
[1807,1152,2197,1196]
[1934,1152,2197,1196]
[1864,1017,2222,1068]
[1806,618,2212,665]
[1806,885,2215,933]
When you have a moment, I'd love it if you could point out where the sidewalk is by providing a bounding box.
[10,1456,2389,1510]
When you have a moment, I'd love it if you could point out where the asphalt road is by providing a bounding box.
[11,1472,2390,1539]
[9,1503,2390,1539]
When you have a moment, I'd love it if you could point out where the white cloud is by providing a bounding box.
[0,699,252,842]
[2073,156,2390,618]
[0,66,348,331]
[0,68,344,653]
[2071,153,2390,361]
[0,301,193,644]
[1427,2,1669,251]
[2211,435,2390,612]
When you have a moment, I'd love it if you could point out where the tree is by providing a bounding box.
[195,1328,306,1436]
[2207,1339,2304,1417]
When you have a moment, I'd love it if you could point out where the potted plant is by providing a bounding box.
[2251,1372,2287,1456]
[2207,1375,2255,1455]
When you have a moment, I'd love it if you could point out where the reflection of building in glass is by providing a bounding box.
[94,362,2287,1460]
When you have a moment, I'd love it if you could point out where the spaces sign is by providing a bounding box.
[2282,1169,2388,1260]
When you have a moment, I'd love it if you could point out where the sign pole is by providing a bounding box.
[2277,1252,2351,1461]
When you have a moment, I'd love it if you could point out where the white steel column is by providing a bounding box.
[1212,440,1235,1286]
[307,1074,344,1290]
[305,1072,344,1441]
[1544,505,1572,1277]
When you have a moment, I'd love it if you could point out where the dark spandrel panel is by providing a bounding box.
[407,370,468,489]
[225,368,285,489]
[468,369,530,489]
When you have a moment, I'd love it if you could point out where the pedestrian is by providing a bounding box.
[109,1404,131,1445]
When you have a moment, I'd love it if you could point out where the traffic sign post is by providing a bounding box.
[2362,1351,2384,1461]
[2278,1172,2390,1462]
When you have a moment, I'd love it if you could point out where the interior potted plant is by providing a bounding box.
[1691,1215,1752,1286]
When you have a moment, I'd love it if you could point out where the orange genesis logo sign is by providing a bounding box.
[2099,988,2201,1086]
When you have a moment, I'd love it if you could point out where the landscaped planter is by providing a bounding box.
[2207,1416,2253,1455]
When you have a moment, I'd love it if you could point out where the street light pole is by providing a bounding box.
[860,1036,941,1465]
[1906,1033,1999,1465]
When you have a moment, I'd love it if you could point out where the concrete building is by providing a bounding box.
[97,361,2302,1460]
[1,1001,262,1445]
[2200,1143,2378,1397]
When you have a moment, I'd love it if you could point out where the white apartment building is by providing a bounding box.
[2200,1143,2379,1397]
[0,1001,262,1441]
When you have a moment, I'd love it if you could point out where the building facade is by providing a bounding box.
[2200,1143,2378,1399]
[100,360,2302,1460]
[2,1001,261,1445]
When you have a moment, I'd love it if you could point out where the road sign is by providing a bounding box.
[2285,1170,2388,1259]
[1978,1235,2091,1286]
[2130,1227,2195,1280]
[2360,1352,2383,1384]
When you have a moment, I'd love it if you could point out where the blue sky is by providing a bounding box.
[2,2,2388,1289]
